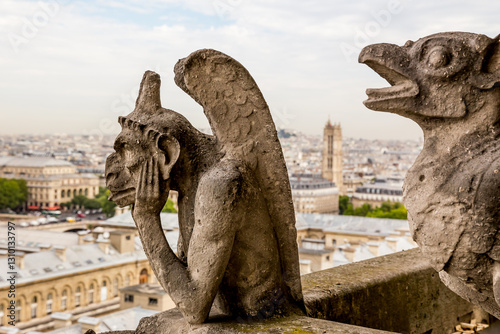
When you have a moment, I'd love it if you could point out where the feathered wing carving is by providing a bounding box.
[174,49,304,308]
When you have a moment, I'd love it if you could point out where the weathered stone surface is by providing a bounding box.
[93,308,394,334]
[302,248,474,334]
[359,32,500,317]
[104,49,304,329]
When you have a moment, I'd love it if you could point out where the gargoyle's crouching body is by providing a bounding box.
[105,49,305,328]
[360,32,500,317]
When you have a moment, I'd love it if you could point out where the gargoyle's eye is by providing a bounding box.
[426,46,450,69]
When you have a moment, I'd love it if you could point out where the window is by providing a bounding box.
[139,269,148,284]
[46,293,53,314]
[61,290,67,311]
[101,281,108,301]
[125,275,130,287]
[89,284,94,304]
[31,296,37,319]
[61,190,65,198]
[114,278,119,297]
[0,304,4,326]
[327,135,333,154]
[148,298,158,306]
[124,294,134,303]
[75,287,81,307]
[15,300,21,323]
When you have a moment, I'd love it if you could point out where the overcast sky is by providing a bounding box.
[1,0,500,140]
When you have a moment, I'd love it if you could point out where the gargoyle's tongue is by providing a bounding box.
[359,44,419,109]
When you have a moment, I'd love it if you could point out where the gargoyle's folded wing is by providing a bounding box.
[174,49,304,309]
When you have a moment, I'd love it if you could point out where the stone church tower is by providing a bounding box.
[322,120,343,193]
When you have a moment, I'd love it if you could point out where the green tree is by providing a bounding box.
[97,188,116,217]
[339,199,407,220]
[0,178,28,210]
[71,195,88,208]
[61,202,72,209]
[83,198,102,210]
[339,195,350,215]
[162,199,178,213]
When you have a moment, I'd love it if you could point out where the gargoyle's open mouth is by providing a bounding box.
[108,187,136,203]
[361,60,419,106]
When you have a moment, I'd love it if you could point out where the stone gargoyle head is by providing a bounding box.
[360,32,500,318]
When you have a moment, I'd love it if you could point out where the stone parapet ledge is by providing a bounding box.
[94,308,394,333]
[302,248,475,334]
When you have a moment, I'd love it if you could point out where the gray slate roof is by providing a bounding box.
[296,213,409,236]
[0,156,73,167]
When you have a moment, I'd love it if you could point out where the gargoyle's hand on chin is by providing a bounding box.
[132,155,169,219]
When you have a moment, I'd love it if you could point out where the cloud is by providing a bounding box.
[1,0,500,140]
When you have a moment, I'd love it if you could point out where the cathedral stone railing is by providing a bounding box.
[302,248,478,334]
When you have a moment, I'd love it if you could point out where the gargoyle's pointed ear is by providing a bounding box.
[157,134,180,180]
[472,35,500,89]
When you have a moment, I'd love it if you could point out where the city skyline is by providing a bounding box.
[1,0,500,140]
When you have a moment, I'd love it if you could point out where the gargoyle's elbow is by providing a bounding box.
[185,313,207,325]
[179,302,210,325]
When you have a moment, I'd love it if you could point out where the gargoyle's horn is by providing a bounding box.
[135,71,162,116]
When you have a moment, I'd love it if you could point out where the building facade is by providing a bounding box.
[0,157,100,209]
[322,121,344,194]
[351,181,403,209]
[290,174,339,214]
[0,229,153,331]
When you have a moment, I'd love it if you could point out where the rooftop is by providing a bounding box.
[296,213,409,236]
[0,156,73,168]
[120,283,167,295]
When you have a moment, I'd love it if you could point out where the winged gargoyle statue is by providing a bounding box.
[360,32,500,317]
[104,49,305,328]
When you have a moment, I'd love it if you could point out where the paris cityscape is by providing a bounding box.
[1,0,499,333]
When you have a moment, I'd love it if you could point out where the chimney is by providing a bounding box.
[16,251,26,269]
[78,316,101,334]
[51,312,72,329]
[82,235,95,244]
[367,242,379,256]
[97,239,110,255]
[109,231,135,254]
[77,231,88,245]
[54,246,66,262]
[350,240,360,247]
[386,237,398,251]
[92,227,105,240]
[343,247,356,262]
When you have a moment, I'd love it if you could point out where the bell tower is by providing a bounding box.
[322,119,343,193]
